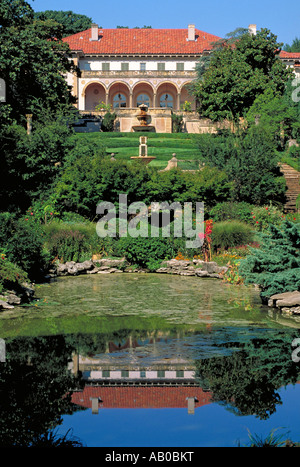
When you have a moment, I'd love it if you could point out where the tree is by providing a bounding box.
[33,10,92,37]
[284,37,300,53]
[0,0,79,124]
[194,127,286,205]
[246,85,300,147]
[0,116,76,211]
[192,28,293,122]
[239,221,300,300]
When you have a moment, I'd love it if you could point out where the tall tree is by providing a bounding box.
[284,37,300,53]
[0,0,79,124]
[33,10,92,37]
[192,28,293,122]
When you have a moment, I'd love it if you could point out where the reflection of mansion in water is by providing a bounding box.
[63,23,300,133]
[69,334,212,414]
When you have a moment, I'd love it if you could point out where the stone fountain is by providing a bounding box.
[130,136,156,165]
[131,104,155,132]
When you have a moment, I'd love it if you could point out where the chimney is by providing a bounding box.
[248,24,257,35]
[188,24,196,41]
[91,23,99,41]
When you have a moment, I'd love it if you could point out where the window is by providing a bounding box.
[102,370,110,377]
[176,370,184,378]
[121,370,129,377]
[113,93,127,108]
[121,63,129,71]
[157,63,165,71]
[140,370,146,378]
[102,62,110,71]
[136,93,150,107]
[176,63,184,71]
[157,370,165,378]
[160,93,173,108]
[83,62,91,71]
[140,63,146,71]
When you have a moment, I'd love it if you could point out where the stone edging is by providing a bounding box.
[50,258,228,279]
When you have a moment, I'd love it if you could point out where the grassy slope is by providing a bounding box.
[74,132,201,169]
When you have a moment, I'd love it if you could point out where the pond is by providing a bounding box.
[0,273,300,448]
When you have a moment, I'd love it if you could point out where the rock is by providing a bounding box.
[0,300,14,310]
[268,291,300,315]
[195,270,209,277]
[7,294,21,305]
[87,267,100,274]
[269,291,300,307]
[57,263,68,275]
[93,258,126,268]
[156,268,169,273]
[76,260,94,273]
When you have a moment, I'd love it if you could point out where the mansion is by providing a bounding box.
[63,24,300,133]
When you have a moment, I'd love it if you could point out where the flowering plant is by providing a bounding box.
[199,219,213,262]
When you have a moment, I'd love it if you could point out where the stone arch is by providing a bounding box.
[108,81,131,108]
[132,81,155,108]
[83,82,106,111]
[156,82,179,110]
[180,81,196,111]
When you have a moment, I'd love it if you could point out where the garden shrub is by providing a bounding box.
[46,229,92,263]
[0,213,48,280]
[116,233,175,269]
[43,221,101,262]
[239,221,300,299]
[211,220,254,251]
[249,204,285,231]
[209,202,254,223]
[0,253,29,294]
[171,114,184,133]
[101,112,117,132]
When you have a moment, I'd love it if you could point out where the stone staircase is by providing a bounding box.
[279,163,300,213]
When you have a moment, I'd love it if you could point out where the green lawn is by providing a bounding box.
[74,132,201,168]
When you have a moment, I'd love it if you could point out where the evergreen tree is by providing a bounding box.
[239,221,300,299]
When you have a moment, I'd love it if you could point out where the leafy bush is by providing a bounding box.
[0,213,48,280]
[46,229,91,263]
[43,221,101,262]
[239,221,300,299]
[249,204,285,231]
[209,202,254,223]
[171,114,184,133]
[0,253,28,294]
[101,112,117,132]
[116,234,175,269]
[211,220,254,251]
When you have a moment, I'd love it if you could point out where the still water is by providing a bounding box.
[0,273,300,447]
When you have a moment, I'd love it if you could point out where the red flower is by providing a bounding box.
[256,221,259,224]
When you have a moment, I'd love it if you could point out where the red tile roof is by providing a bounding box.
[279,51,300,59]
[63,27,221,55]
[71,386,212,409]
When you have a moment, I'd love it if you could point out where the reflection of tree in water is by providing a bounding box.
[195,330,300,420]
[0,335,83,447]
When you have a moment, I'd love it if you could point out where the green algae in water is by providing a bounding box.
[0,273,298,338]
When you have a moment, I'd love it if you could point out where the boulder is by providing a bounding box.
[0,300,14,310]
[7,294,21,305]
[268,291,300,308]
[76,260,94,273]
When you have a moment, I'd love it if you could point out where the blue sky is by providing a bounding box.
[28,0,299,46]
